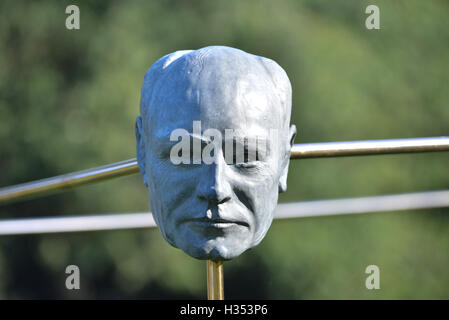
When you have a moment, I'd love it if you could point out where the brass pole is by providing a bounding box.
[1,137,449,205]
[290,136,449,159]
[207,260,224,300]
[0,159,139,205]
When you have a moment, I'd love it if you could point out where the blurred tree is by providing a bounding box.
[0,0,448,299]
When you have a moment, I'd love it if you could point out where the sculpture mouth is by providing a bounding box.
[184,217,249,229]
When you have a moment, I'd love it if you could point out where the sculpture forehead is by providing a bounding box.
[145,47,283,133]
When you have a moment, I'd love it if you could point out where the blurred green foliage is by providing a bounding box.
[0,0,448,299]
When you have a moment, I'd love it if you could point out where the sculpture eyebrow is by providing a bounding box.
[223,136,270,156]
[153,132,210,150]
[189,133,212,143]
[155,131,270,155]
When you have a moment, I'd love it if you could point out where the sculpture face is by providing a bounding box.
[136,46,296,260]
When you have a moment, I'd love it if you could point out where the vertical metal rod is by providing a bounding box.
[207,260,224,300]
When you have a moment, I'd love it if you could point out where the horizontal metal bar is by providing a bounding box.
[0,213,156,235]
[1,190,448,235]
[290,136,449,159]
[1,137,448,205]
[0,159,139,205]
[274,189,449,218]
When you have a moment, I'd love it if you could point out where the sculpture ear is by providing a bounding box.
[279,124,297,193]
[135,115,148,187]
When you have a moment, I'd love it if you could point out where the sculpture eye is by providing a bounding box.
[234,149,259,167]
[157,147,172,160]
[225,139,261,166]
[235,162,258,170]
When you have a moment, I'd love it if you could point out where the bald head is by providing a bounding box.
[140,46,292,134]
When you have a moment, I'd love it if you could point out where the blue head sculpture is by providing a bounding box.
[136,46,296,260]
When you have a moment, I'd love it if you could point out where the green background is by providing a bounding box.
[0,0,448,299]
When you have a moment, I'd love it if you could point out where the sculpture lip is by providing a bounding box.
[183,217,250,228]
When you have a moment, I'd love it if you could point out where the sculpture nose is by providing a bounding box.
[198,185,231,205]
[197,155,232,205]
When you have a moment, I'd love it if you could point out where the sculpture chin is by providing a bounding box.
[179,238,251,261]
[170,223,256,260]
